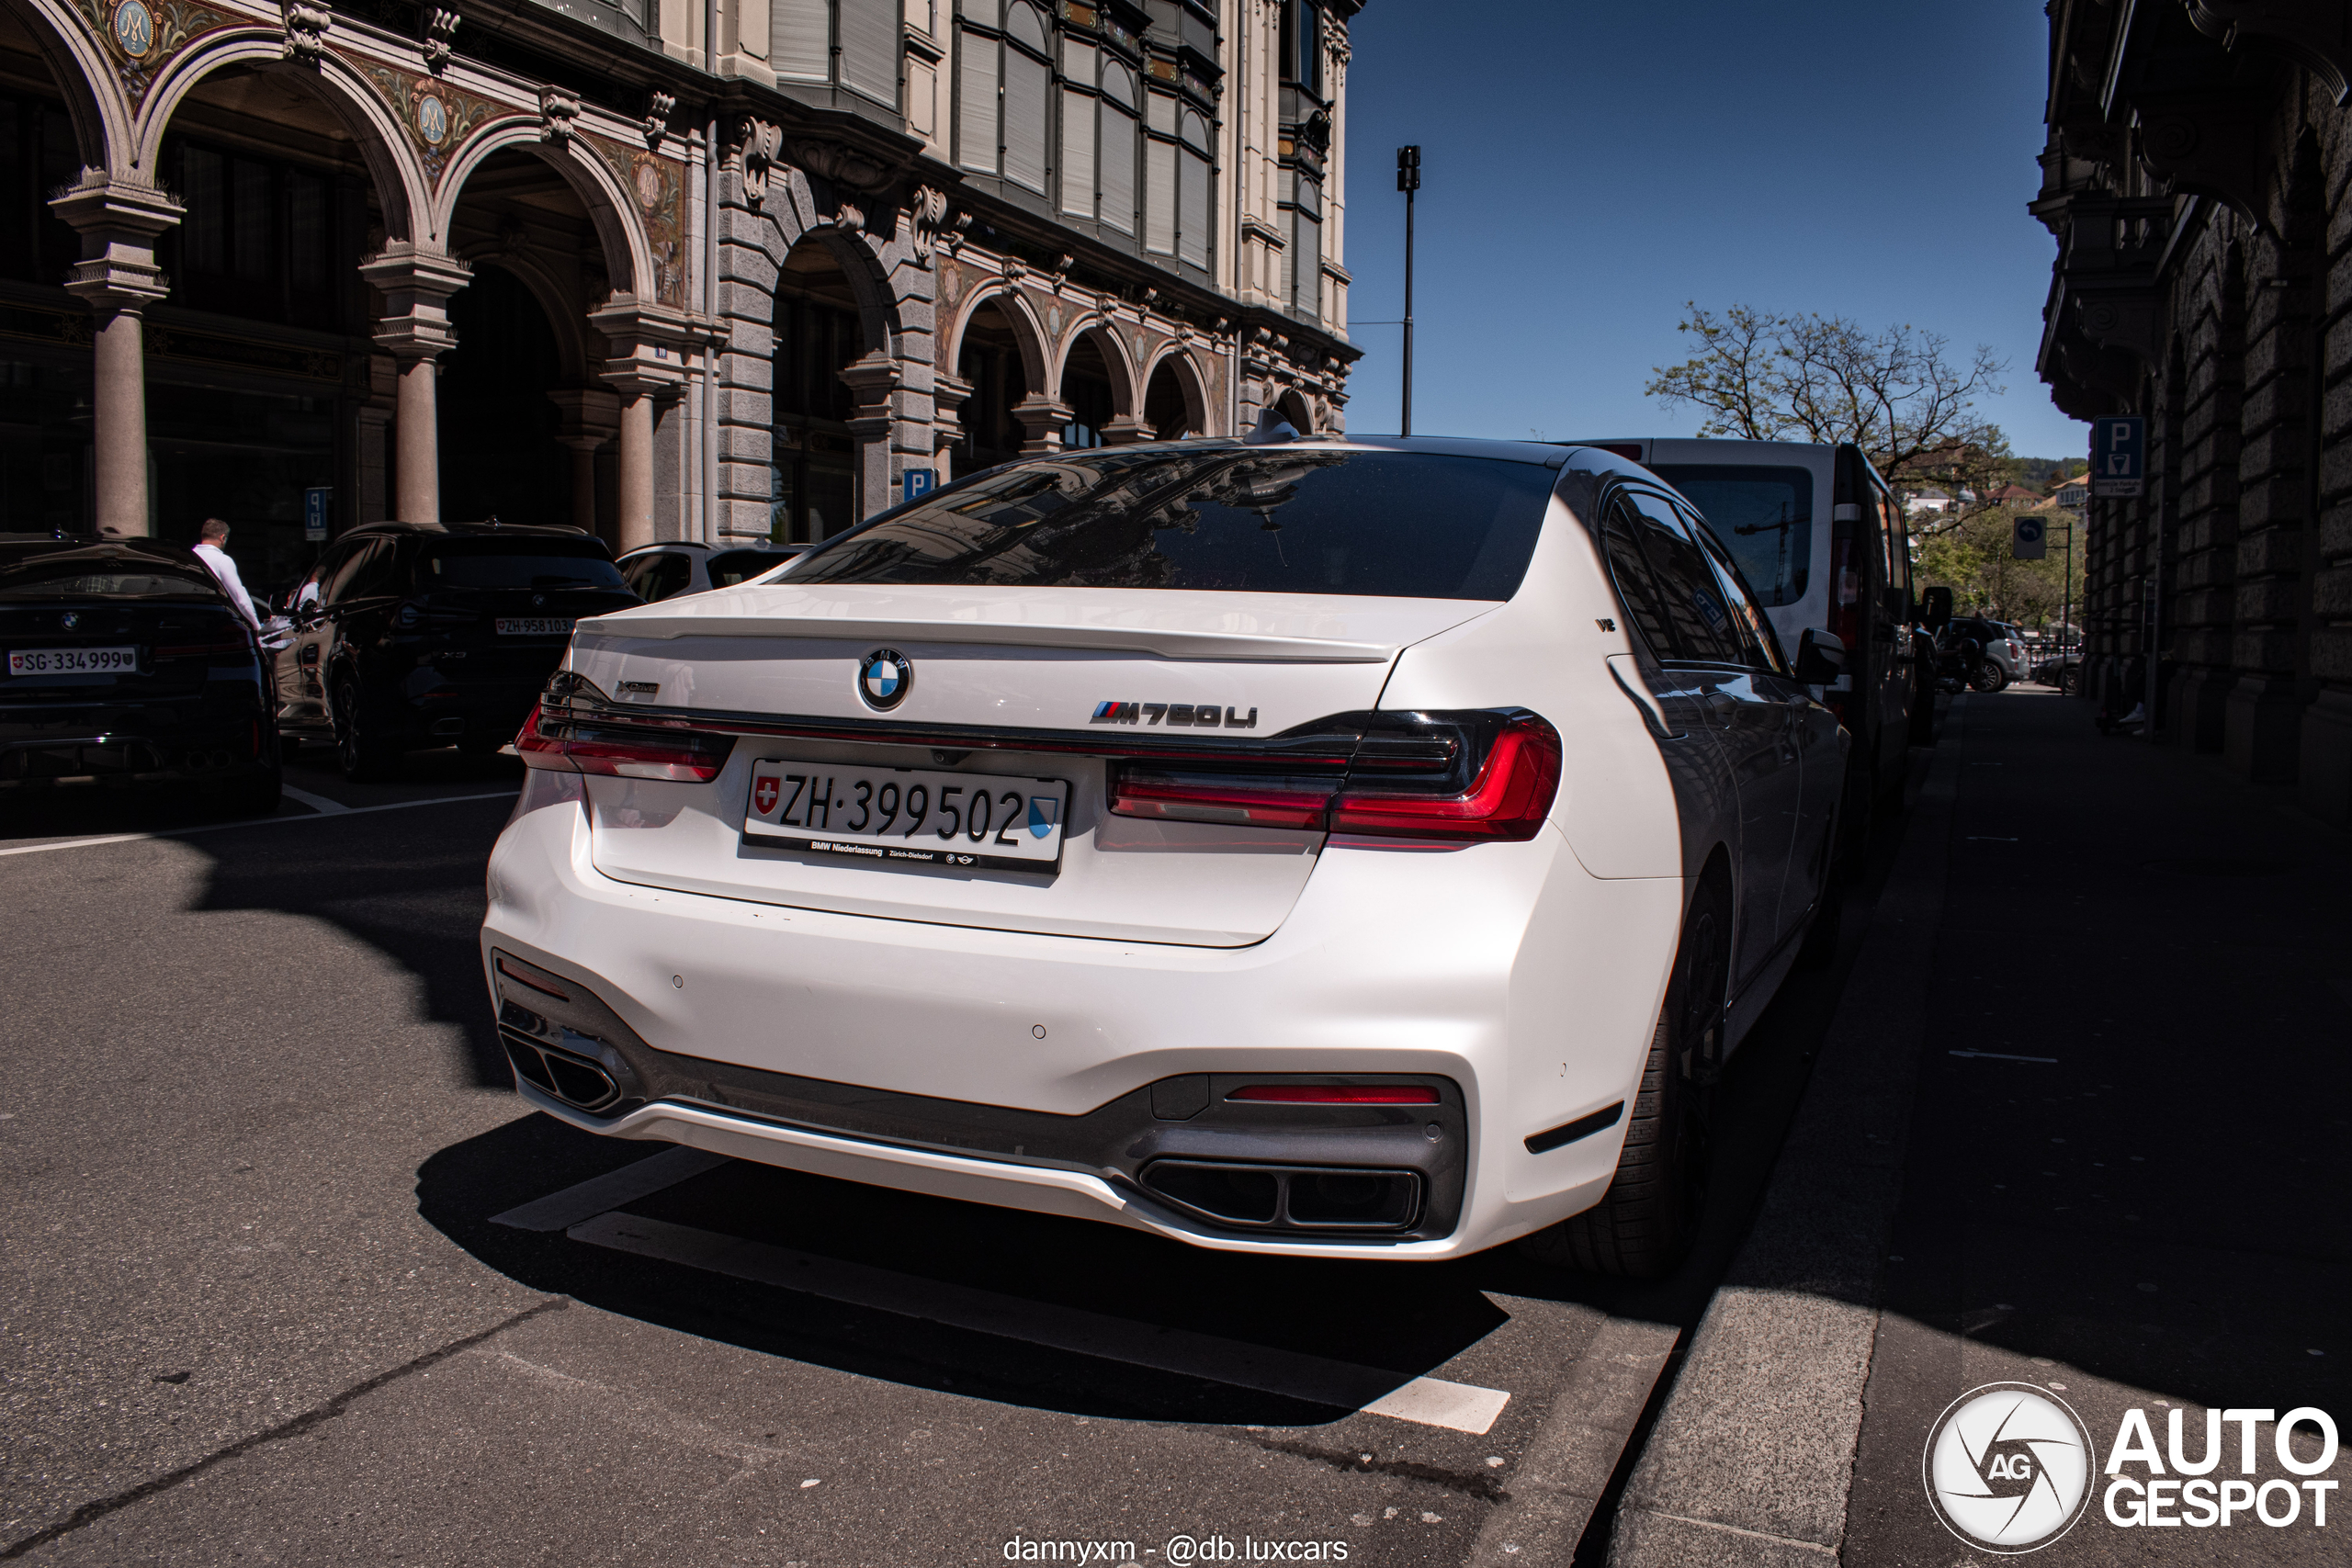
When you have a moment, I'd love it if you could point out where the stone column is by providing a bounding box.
[588,296,695,552]
[548,388,619,543]
[931,373,972,480]
[1011,394,1075,456]
[840,349,904,520]
[359,245,471,523]
[51,176,181,538]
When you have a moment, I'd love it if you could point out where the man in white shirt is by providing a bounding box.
[191,517,261,630]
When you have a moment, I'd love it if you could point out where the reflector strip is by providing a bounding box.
[1227,1085,1441,1105]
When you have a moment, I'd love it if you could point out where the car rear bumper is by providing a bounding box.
[0,701,268,785]
[480,782,1683,1260]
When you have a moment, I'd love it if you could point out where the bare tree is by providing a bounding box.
[1645,304,2008,479]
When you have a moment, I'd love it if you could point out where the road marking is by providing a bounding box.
[489,1145,728,1232]
[1965,836,2020,841]
[0,790,518,858]
[569,1209,1511,1433]
[279,784,351,815]
[1948,1050,2059,1064]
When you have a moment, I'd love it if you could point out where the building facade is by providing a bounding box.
[1,0,1360,590]
[2033,0,2352,823]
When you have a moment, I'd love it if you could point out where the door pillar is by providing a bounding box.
[359,245,470,523]
[51,176,180,538]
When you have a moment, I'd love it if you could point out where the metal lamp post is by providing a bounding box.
[1397,144,1419,437]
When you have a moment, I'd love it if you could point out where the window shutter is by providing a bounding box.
[1178,147,1209,268]
[838,0,899,102]
[774,0,829,81]
[1004,48,1048,191]
[1100,105,1136,232]
[1145,137,1175,254]
[957,32,999,172]
[1059,88,1095,217]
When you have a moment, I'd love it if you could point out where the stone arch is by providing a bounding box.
[0,0,132,172]
[1052,316,1139,419]
[434,127,648,302]
[945,281,1053,396]
[132,36,429,241]
[1275,387,1316,434]
[450,245,592,382]
[1140,344,1213,438]
[740,167,906,355]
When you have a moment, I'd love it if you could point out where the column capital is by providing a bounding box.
[51,175,181,315]
[589,294,718,398]
[360,243,472,363]
[1012,395,1074,455]
[1100,414,1151,446]
[548,386,621,443]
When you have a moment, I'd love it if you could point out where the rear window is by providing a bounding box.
[1649,464,1813,607]
[416,540,626,592]
[784,450,1557,599]
[0,552,220,601]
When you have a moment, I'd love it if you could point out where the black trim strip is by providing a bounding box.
[1524,1100,1624,1155]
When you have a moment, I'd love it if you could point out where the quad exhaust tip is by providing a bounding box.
[1139,1158,1422,1232]
[500,1029,621,1113]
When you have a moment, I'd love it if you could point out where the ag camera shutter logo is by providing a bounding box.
[1923,1382,2097,1552]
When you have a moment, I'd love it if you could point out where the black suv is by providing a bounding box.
[0,535,280,813]
[277,522,638,780]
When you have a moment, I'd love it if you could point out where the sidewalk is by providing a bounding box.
[1609,689,2352,1565]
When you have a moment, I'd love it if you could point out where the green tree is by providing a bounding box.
[1915,504,2086,632]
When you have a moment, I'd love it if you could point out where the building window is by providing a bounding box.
[957,0,1051,192]
[1099,60,1137,233]
[1279,0,1322,97]
[1058,38,1096,219]
[774,0,901,107]
[1178,108,1211,269]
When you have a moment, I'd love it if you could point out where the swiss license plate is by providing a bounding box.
[744,757,1070,873]
[495,617,574,636]
[8,646,136,675]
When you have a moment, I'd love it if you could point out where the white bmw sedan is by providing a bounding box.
[481,436,1847,1276]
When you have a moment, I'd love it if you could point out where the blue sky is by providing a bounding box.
[1336,2,2083,459]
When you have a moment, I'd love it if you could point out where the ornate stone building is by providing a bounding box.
[1,0,1359,584]
[2034,1,2352,823]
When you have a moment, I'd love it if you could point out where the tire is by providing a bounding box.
[2059,669,2078,696]
[1519,878,1726,1278]
[1970,661,2008,694]
[332,672,400,783]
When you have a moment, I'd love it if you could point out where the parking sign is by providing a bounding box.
[2091,418,2143,499]
[303,487,331,540]
[2013,514,2047,559]
[902,468,937,504]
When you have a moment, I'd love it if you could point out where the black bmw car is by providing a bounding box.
[276,521,639,780]
[0,535,280,814]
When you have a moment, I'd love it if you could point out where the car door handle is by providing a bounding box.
[1705,691,1739,723]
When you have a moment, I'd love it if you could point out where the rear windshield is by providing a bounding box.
[1650,464,1813,608]
[784,450,1557,599]
[416,540,626,592]
[0,554,221,601]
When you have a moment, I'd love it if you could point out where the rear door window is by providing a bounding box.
[1599,493,1680,659]
[1686,510,1790,676]
[786,450,1558,600]
[324,540,390,604]
[1649,463,1813,607]
[1626,489,1745,667]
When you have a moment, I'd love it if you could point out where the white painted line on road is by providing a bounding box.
[279,784,351,815]
[569,1209,1511,1433]
[1948,1050,2059,1064]
[490,1145,729,1232]
[0,790,519,859]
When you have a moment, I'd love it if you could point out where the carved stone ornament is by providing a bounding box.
[734,117,782,209]
[539,87,581,146]
[423,6,457,72]
[2188,1,2352,105]
[1001,257,1027,283]
[910,185,948,262]
[644,90,675,150]
[281,0,329,62]
[790,138,892,193]
[831,198,865,235]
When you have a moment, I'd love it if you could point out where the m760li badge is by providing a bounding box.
[1091,701,1257,728]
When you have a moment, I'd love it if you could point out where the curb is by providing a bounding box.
[1604,701,1969,1565]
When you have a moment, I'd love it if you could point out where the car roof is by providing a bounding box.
[618,542,713,557]
[0,536,209,569]
[346,520,594,539]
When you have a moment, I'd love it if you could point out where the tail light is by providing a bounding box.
[1826,500,1863,710]
[515,705,732,782]
[1227,1084,1440,1105]
[1108,709,1559,843]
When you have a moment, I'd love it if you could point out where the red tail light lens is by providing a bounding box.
[515,706,731,782]
[1107,709,1559,843]
[495,953,571,1000]
[1227,1084,1441,1105]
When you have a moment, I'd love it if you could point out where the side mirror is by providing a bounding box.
[1917,585,1953,632]
[1795,628,1847,686]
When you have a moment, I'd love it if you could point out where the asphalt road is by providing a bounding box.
[0,739,1905,1567]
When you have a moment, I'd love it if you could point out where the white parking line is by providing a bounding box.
[568,1208,1511,1434]
[279,784,351,815]
[489,1145,729,1231]
[0,790,518,858]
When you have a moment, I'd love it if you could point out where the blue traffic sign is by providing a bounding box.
[902,468,937,503]
[2091,417,2143,499]
[303,486,331,540]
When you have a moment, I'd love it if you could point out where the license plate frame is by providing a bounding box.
[494,617,574,637]
[7,645,138,676]
[742,756,1071,875]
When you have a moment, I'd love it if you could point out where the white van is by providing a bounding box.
[1575,438,1928,854]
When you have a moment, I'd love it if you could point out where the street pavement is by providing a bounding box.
[26,708,2295,1566]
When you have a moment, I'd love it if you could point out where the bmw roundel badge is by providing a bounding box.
[857,648,912,711]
